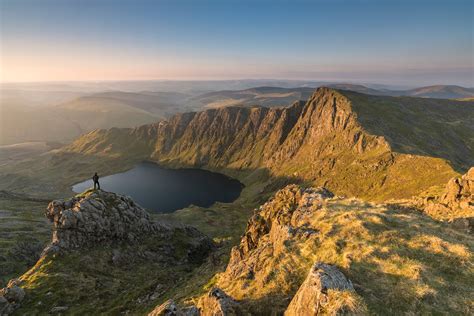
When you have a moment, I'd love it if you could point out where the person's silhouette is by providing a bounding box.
[92,172,100,190]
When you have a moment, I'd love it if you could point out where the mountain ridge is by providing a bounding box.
[60,87,474,201]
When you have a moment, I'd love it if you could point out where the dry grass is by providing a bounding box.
[216,190,473,315]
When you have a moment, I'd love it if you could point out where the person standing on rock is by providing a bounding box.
[93,172,100,190]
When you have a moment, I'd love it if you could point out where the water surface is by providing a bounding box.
[72,161,243,213]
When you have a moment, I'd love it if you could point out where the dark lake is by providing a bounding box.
[72,161,243,213]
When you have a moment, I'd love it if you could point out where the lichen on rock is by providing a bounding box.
[44,189,161,252]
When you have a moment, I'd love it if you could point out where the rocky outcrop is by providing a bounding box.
[422,167,474,228]
[227,185,332,277]
[196,288,242,316]
[440,167,473,209]
[44,189,160,252]
[13,190,215,315]
[284,263,354,316]
[148,288,242,316]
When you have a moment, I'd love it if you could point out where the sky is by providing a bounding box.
[0,0,472,86]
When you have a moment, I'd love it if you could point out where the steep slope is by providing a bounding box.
[2,190,214,315]
[209,185,473,315]
[60,87,474,201]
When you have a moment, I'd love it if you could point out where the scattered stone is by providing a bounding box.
[285,263,354,316]
[50,306,69,313]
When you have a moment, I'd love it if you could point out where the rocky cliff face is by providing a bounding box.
[62,88,472,201]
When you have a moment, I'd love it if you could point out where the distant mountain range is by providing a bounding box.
[10,87,471,200]
[1,83,472,145]
[191,84,474,109]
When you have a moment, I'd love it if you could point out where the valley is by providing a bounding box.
[0,86,473,315]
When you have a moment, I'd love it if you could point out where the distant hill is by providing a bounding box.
[389,85,474,99]
[2,84,473,145]
[0,90,205,145]
[190,86,316,108]
[191,84,474,109]
[61,91,194,117]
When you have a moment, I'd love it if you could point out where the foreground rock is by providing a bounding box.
[13,189,214,315]
[209,184,471,314]
[422,167,474,231]
[285,263,354,316]
[148,288,243,316]
[441,167,474,208]
[44,189,159,252]
[218,185,348,314]
[197,288,242,316]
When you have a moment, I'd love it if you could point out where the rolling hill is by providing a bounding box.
[394,85,474,99]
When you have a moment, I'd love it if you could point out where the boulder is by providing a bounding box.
[285,263,354,316]
[197,287,241,316]
[440,167,474,209]
[44,190,160,251]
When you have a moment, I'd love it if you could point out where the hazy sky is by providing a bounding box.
[0,0,472,86]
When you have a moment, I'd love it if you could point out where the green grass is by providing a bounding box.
[0,198,50,285]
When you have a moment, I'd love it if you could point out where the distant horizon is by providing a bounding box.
[1,0,472,86]
[1,78,473,91]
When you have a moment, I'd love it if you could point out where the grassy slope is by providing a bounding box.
[0,194,50,285]
[1,88,473,314]
[216,187,474,315]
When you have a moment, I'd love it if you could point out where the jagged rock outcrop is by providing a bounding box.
[422,167,474,229]
[13,190,215,315]
[44,189,160,252]
[284,263,354,316]
[214,185,339,314]
[226,185,333,279]
[441,167,473,209]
